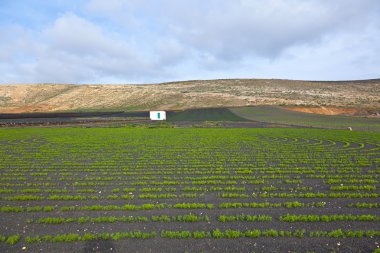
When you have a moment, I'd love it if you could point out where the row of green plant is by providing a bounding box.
[3,171,375,182]
[0,184,332,195]
[27,214,210,224]
[330,185,376,191]
[0,205,55,212]
[2,191,376,201]
[0,234,20,245]
[6,199,376,214]
[325,179,378,184]
[218,201,326,208]
[280,214,379,222]
[4,228,380,245]
[160,229,380,239]
[258,192,379,198]
[218,214,272,222]
[139,193,182,199]
[0,188,72,194]
[3,168,375,178]
[1,168,376,181]
[61,203,166,211]
[28,213,378,224]
[348,202,379,208]
[27,216,149,224]
[218,193,250,198]
[25,231,156,243]
[60,203,214,211]
[151,214,210,222]
[173,203,214,209]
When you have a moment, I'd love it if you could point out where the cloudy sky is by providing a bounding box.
[1,0,379,84]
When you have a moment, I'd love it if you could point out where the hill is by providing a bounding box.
[0,79,379,114]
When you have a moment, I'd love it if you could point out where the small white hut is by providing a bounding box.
[150,111,166,121]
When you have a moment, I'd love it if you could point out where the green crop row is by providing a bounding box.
[0,234,20,245]
[5,191,375,201]
[28,217,75,224]
[139,193,178,199]
[17,212,380,224]
[151,214,210,222]
[218,214,272,222]
[280,214,379,222]
[25,231,156,243]
[173,203,214,209]
[27,214,209,224]
[59,203,215,211]
[210,186,246,191]
[141,187,163,192]
[181,187,204,192]
[61,203,166,211]
[326,179,378,184]
[218,201,325,209]
[0,205,56,213]
[76,189,96,193]
[348,202,379,208]
[47,195,87,200]
[3,229,380,245]
[160,229,380,239]
[258,192,379,198]
[219,193,250,198]
[330,185,376,191]
[1,195,45,201]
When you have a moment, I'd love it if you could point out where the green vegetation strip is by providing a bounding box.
[59,203,214,211]
[26,214,210,224]
[23,214,380,224]
[280,214,380,222]
[218,214,272,222]
[3,229,380,245]
[0,235,21,245]
[219,201,326,208]
[25,231,156,243]
[348,202,379,208]
[2,192,379,201]
[161,229,380,239]
[0,200,376,213]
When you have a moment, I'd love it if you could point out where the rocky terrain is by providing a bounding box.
[0,79,379,115]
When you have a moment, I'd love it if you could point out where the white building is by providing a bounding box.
[150,111,166,120]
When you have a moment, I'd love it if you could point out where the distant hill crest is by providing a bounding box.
[0,78,379,113]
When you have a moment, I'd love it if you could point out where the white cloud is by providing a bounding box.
[161,0,379,61]
[154,38,186,66]
[249,21,380,81]
[4,13,164,83]
[0,0,379,83]
[44,13,134,57]
[84,0,157,32]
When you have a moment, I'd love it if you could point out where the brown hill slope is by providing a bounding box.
[0,79,379,113]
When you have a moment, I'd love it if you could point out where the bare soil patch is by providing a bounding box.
[285,106,359,115]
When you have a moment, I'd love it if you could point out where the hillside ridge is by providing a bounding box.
[0,78,379,113]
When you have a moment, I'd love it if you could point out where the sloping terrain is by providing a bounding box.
[0,79,379,114]
[231,106,380,132]
[167,108,248,122]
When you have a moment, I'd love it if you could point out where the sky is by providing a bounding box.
[0,0,380,84]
